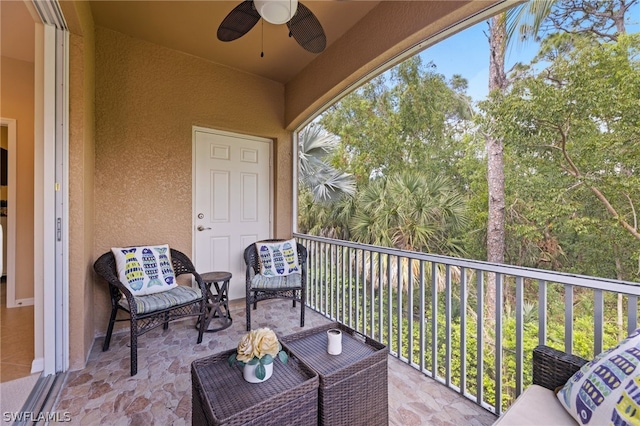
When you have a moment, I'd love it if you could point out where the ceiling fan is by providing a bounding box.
[217,0,327,54]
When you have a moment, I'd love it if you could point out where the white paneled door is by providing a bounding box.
[193,128,272,300]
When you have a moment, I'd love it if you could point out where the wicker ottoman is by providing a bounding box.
[191,349,319,426]
[282,323,388,426]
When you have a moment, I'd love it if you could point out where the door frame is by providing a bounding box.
[32,5,69,375]
[191,126,274,279]
[1,118,17,307]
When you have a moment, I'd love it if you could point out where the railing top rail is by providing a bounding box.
[294,233,640,296]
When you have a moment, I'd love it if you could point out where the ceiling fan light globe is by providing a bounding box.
[254,0,298,25]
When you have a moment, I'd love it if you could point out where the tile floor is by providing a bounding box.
[1,280,35,383]
[52,299,497,425]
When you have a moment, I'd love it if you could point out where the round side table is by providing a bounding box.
[200,271,233,332]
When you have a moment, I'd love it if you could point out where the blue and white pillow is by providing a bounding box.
[256,239,300,277]
[557,328,640,425]
[111,244,178,296]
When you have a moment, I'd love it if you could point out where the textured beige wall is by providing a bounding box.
[61,0,97,371]
[0,56,35,300]
[285,1,500,129]
[93,27,291,337]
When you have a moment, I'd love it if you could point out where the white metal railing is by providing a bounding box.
[295,233,640,415]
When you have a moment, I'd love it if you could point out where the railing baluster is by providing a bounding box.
[445,264,451,386]
[331,244,340,321]
[419,260,426,372]
[408,259,414,366]
[387,254,392,352]
[628,296,638,336]
[362,250,367,335]
[378,252,383,343]
[397,256,403,360]
[594,289,604,356]
[355,249,360,332]
[320,242,325,314]
[370,250,375,338]
[476,269,484,406]
[336,244,339,321]
[495,273,503,415]
[565,284,574,354]
[460,267,467,396]
[340,245,345,323]
[515,276,524,398]
[538,280,547,346]
[431,262,438,377]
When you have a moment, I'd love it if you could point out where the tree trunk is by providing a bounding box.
[485,14,508,323]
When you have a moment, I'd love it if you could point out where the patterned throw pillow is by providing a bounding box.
[255,239,300,277]
[556,328,640,425]
[111,244,178,296]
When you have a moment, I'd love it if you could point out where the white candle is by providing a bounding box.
[327,328,342,355]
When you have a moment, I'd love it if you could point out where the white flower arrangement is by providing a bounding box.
[228,327,288,380]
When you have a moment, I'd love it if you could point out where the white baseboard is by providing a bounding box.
[7,297,35,308]
[31,357,44,373]
[15,297,34,307]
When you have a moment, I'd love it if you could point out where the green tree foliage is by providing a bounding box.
[319,56,472,186]
[480,33,640,278]
[350,171,469,255]
[298,123,356,203]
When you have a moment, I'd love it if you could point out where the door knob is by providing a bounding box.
[197,225,212,231]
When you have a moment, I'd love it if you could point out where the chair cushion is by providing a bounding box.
[251,272,302,289]
[493,385,577,425]
[556,328,640,425]
[111,244,178,296]
[255,239,300,277]
[118,285,202,314]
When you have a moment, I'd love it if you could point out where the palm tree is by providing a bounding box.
[350,170,469,256]
[298,124,356,203]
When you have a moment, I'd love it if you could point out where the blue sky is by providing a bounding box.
[419,23,540,102]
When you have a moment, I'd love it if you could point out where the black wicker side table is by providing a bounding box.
[282,322,389,426]
[200,271,233,332]
[191,349,319,426]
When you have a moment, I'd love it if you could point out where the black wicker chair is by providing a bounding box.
[532,344,588,390]
[94,248,207,376]
[244,239,307,331]
[494,345,589,424]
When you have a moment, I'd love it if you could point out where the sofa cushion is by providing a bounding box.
[118,285,202,314]
[493,385,577,425]
[111,244,178,296]
[557,328,640,425]
[255,239,300,277]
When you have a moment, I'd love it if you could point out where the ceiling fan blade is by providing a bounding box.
[217,0,261,42]
[287,2,326,54]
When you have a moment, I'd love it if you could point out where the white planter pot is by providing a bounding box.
[243,362,273,383]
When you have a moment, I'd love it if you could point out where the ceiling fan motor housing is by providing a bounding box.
[254,0,299,24]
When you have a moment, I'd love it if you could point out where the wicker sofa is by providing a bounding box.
[493,345,588,425]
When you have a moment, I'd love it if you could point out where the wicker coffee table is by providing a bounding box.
[191,349,319,426]
[282,323,388,426]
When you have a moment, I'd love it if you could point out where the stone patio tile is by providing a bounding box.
[52,299,498,425]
